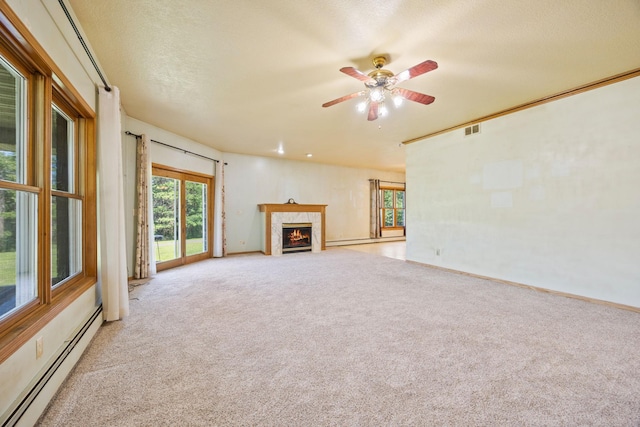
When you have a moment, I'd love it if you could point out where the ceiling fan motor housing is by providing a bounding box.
[367,68,394,87]
[372,56,387,68]
[366,56,395,87]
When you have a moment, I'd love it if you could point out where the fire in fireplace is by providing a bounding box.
[282,223,312,253]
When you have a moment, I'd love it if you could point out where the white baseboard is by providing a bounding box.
[326,237,406,247]
[7,307,103,427]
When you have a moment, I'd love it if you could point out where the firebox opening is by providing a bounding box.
[282,223,312,253]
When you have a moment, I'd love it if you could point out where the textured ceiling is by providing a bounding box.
[67,0,640,172]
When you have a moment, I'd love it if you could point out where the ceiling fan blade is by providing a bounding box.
[367,102,379,121]
[340,67,373,82]
[394,60,438,83]
[395,88,435,105]
[322,91,365,108]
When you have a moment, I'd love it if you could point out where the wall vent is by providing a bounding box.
[464,124,480,136]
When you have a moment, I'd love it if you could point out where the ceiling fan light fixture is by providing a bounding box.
[323,56,437,121]
[379,103,388,117]
[369,88,384,103]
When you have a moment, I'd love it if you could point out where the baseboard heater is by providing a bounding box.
[1,305,103,427]
[326,236,406,246]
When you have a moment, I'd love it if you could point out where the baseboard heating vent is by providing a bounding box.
[464,124,480,136]
[1,306,102,427]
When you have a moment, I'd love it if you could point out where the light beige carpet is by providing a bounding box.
[38,248,640,426]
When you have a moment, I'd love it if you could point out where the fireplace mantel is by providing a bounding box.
[258,204,327,255]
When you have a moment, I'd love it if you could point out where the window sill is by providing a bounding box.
[0,276,97,364]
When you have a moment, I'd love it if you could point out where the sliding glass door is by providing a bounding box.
[152,165,213,271]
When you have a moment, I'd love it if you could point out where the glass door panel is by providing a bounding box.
[151,166,212,271]
[152,176,181,263]
[185,181,207,257]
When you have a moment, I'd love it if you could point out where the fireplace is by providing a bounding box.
[282,223,312,253]
[258,204,326,255]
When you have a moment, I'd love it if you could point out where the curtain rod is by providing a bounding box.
[125,131,220,163]
[369,179,406,185]
[58,0,111,92]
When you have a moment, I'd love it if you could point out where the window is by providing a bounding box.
[51,103,82,287]
[0,188,38,319]
[0,55,26,184]
[0,51,37,320]
[0,7,97,363]
[381,188,405,228]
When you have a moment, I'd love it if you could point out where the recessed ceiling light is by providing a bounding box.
[306,153,313,158]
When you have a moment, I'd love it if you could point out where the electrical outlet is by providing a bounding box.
[36,336,43,359]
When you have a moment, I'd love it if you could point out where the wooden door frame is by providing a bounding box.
[151,163,214,271]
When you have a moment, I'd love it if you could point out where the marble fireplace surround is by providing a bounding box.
[258,204,327,255]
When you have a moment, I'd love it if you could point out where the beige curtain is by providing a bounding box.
[134,134,150,279]
[213,159,224,257]
[147,154,157,275]
[221,162,227,256]
[97,86,129,321]
[370,179,381,238]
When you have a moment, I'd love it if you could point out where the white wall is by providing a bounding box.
[1,288,101,426]
[125,117,221,177]
[406,76,640,307]
[1,0,101,422]
[122,116,224,274]
[224,153,405,253]
[120,121,404,262]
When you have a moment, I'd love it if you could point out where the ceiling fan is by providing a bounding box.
[322,56,438,121]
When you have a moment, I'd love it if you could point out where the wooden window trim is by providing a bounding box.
[152,163,213,181]
[0,181,40,193]
[50,91,83,290]
[51,190,83,200]
[0,276,96,361]
[0,4,97,364]
[0,41,33,188]
[380,187,406,230]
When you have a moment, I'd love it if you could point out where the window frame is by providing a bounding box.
[0,52,28,185]
[0,4,97,364]
[152,163,214,272]
[50,95,83,290]
[380,187,406,230]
